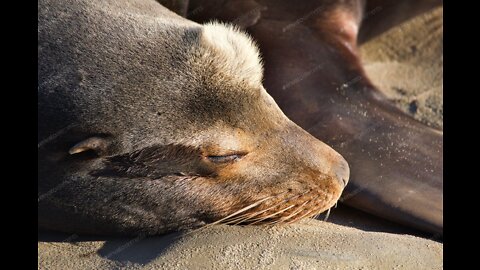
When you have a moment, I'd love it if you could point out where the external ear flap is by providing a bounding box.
[69,137,110,156]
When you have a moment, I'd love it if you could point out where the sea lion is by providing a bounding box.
[38,0,349,235]
[187,0,443,235]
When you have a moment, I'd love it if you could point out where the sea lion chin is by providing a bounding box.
[38,0,349,235]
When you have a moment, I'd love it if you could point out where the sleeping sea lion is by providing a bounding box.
[38,0,349,235]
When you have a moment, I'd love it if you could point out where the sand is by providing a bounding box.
[38,6,443,270]
[360,7,443,130]
[39,220,442,270]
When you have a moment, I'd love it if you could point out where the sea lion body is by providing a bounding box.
[38,0,349,235]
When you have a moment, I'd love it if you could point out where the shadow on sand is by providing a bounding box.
[38,230,184,265]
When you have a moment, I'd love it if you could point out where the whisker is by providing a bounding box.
[211,190,291,216]
[227,214,259,225]
[267,199,313,225]
[181,190,323,236]
[323,208,331,221]
[210,196,273,225]
[283,196,323,225]
[310,198,336,223]
[284,206,319,225]
[237,191,310,225]
[184,196,273,235]
[248,204,297,225]
[313,211,322,220]
[224,210,269,225]
[206,191,303,227]
[228,190,312,225]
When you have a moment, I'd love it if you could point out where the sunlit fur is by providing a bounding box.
[200,22,264,87]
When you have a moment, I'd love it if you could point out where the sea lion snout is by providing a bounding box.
[328,154,349,188]
[281,123,350,189]
[312,140,350,189]
[228,122,352,225]
[336,157,350,188]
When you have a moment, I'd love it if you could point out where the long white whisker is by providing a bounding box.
[323,208,331,221]
[234,192,308,225]
[267,199,312,225]
[209,196,273,226]
[249,204,296,225]
[284,207,318,225]
[182,196,273,236]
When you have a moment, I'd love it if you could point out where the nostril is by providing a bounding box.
[334,157,350,188]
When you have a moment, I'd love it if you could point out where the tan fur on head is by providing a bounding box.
[199,21,264,87]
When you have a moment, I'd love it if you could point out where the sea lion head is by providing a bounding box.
[38,2,349,236]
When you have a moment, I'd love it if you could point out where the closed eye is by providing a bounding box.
[206,154,245,163]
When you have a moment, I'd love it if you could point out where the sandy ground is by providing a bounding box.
[39,220,442,270]
[38,7,443,270]
[360,7,443,130]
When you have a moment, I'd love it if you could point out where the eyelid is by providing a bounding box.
[206,153,246,163]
